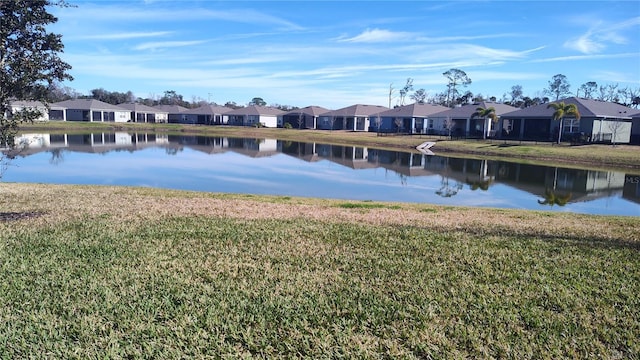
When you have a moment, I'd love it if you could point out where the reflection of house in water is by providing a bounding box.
[278,141,320,162]
[315,144,375,170]
[424,156,627,204]
[167,135,230,155]
[226,138,279,158]
[623,174,640,205]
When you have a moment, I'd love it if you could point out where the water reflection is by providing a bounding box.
[3,132,639,216]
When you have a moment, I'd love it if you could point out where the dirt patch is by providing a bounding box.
[0,211,44,222]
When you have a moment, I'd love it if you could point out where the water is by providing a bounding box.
[2,132,639,217]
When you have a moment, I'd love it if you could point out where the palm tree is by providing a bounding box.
[538,188,572,207]
[473,106,497,139]
[547,101,581,144]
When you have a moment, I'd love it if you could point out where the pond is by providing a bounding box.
[2,132,639,217]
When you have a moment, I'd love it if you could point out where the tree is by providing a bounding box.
[473,106,497,139]
[0,0,73,148]
[398,78,413,106]
[443,116,455,138]
[509,85,523,105]
[249,97,267,106]
[547,101,580,144]
[545,74,571,101]
[443,68,471,107]
[410,89,427,104]
[578,81,597,99]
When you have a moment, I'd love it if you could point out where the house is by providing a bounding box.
[370,103,449,134]
[500,97,634,143]
[53,99,131,122]
[429,101,517,138]
[117,103,168,123]
[225,105,285,127]
[317,104,389,131]
[154,105,190,124]
[7,100,66,121]
[181,105,233,125]
[631,111,640,144]
[281,106,331,129]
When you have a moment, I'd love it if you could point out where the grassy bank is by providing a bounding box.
[1,183,638,358]
[19,122,640,171]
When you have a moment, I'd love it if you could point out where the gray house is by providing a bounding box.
[370,103,449,134]
[317,104,389,131]
[629,111,640,144]
[53,99,131,122]
[7,100,66,121]
[117,103,168,123]
[500,97,634,143]
[154,105,189,124]
[429,101,517,138]
[181,105,233,125]
[226,106,285,127]
[281,106,331,129]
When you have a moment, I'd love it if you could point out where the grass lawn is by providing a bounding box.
[19,122,640,171]
[1,183,638,358]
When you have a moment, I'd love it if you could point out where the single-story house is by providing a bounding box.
[429,101,517,138]
[369,103,449,134]
[281,106,331,129]
[631,111,640,144]
[181,105,233,125]
[317,104,389,131]
[117,103,168,123]
[225,106,285,127]
[500,97,634,143]
[7,100,66,121]
[154,105,190,124]
[53,99,131,122]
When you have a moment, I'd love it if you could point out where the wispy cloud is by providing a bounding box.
[564,16,640,54]
[80,31,172,40]
[133,40,210,51]
[336,28,416,43]
[530,52,638,63]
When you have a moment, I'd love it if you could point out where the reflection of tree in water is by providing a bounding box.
[49,149,64,165]
[466,177,492,191]
[436,176,463,197]
[538,188,572,207]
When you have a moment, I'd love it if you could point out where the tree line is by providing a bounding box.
[389,70,640,109]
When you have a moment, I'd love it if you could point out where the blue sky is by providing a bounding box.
[50,1,640,109]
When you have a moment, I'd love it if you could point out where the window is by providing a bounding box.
[563,118,580,133]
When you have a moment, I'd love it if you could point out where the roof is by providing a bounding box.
[154,105,189,113]
[502,97,635,119]
[183,105,233,115]
[117,103,168,113]
[320,104,389,117]
[10,100,65,110]
[430,101,517,119]
[283,106,332,117]
[225,105,286,116]
[53,99,128,111]
[376,103,449,118]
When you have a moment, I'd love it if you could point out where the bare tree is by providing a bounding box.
[444,116,455,139]
[410,89,427,104]
[399,78,414,106]
[388,83,395,108]
[578,81,598,99]
[297,112,304,129]
[394,118,403,133]
[374,115,382,135]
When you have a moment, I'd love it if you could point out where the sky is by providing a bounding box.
[49,0,640,109]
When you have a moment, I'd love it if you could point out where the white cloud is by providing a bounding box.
[564,16,640,54]
[133,40,210,51]
[80,31,172,40]
[337,28,415,43]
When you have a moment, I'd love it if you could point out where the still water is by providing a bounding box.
[2,132,639,217]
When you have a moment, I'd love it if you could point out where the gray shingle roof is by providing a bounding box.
[53,99,128,111]
[225,105,286,116]
[118,103,168,113]
[154,105,189,113]
[320,104,389,117]
[284,106,331,117]
[376,103,449,118]
[183,105,233,115]
[430,101,517,119]
[502,97,635,119]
